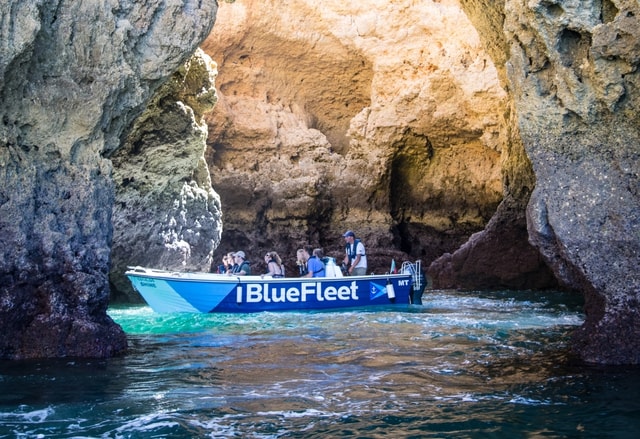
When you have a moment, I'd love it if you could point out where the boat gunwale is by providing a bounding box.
[125,267,412,283]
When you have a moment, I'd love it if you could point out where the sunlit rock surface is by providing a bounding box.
[0,0,217,358]
[201,0,537,280]
[202,0,640,364]
[110,49,222,302]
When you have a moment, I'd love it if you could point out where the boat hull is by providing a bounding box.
[125,268,414,313]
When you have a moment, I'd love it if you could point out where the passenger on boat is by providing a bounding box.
[262,251,285,278]
[302,247,326,278]
[296,248,308,276]
[343,230,367,276]
[230,251,251,275]
[217,253,234,274]
[225,252,235,272]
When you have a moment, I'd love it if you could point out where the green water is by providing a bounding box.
[1,289,640,438]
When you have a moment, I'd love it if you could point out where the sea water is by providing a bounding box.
[1,289,640,438]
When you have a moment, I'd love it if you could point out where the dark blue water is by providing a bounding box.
[1,289,640,438]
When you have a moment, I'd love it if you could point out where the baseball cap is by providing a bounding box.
[343,230,355,237]
[234,251,246,259]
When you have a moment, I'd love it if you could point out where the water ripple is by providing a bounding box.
[4,289,640,438]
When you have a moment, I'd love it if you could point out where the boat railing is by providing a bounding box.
[127,265,415,281]
[401,260,422,291]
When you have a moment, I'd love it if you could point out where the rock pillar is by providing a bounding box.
[505,0,640,364]
[0,0,217,358]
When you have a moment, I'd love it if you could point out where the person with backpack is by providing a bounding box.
[302,246,326,278]
[230,251,251,275]
[343,230,367,276]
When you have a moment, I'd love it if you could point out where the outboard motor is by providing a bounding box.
[401,260,426,305]
[411,269,426,305]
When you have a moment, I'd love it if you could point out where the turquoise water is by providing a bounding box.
[1,289,640,438]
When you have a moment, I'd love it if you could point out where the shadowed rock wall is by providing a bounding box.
[0,0,217,358]
[428,0,557,289]
[110,49,222,303]
[504,0,640,364]
[453,0,640,364]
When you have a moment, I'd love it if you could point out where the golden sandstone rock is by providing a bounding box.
[201,0,512,275]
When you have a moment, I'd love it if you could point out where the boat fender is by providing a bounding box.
[386,279,396,300]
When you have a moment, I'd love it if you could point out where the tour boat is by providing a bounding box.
[125,261,424,313]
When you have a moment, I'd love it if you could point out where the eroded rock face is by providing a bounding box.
[428,0,558,289]
[201,0,524,275]
[3,0,638,366]
[504,0,640,364]
[0,0,217,358]
[202,0,640,364]
[110,49,222,302]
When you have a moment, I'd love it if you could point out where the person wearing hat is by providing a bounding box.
[230,251,251,275]
[342,231,367,276]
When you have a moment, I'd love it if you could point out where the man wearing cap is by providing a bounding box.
[230,251,251,275]
[343,231,367,276]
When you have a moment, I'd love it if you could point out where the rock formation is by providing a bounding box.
[503,0,640,364]
[0,0,217,358]
[201,0,553,285]
[201,0,639,364]
[110,49,222,303]
[1,0,638,365]
[457,0,640,364]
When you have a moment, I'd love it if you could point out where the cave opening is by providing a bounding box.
[195,0,514,279]
[109,0,543,290]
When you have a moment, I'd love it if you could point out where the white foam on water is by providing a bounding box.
[0,406,54,423]
[113,413,180,435]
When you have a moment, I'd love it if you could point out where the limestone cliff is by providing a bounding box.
[110,49,222,302]
[504,0,640,364]
[2,0,639,366]
[201,0,640,364]
[0,0,217,358]
[201,0,551,285]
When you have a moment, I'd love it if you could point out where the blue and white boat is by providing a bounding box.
[125,261,424,313]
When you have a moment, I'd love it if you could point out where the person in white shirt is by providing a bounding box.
[342,230,367,276]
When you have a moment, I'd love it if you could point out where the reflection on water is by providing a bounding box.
[1,289,640,438]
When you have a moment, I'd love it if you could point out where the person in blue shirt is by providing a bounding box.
[302,246,325,277]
